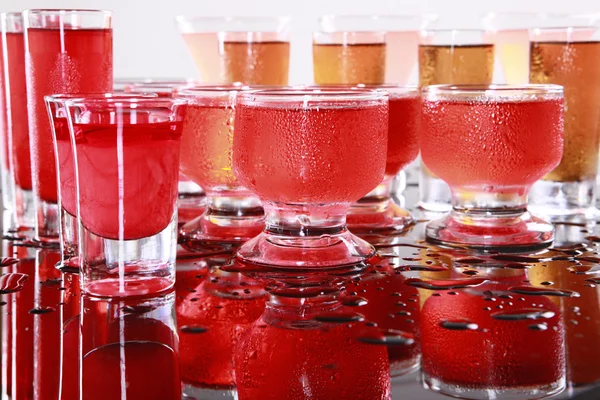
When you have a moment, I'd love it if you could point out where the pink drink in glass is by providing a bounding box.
[233,89,388,268]
[421,85,564,250]
[24,10,113,241]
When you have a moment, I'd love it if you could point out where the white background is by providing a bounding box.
[0,0,596,83]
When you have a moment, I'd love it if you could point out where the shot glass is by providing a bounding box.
[233,88,388,268]
[23,9,113,244]
[176,16,291,85]
[120,79,206,227]
[418,29,495,212]
[0,25,13,221]
[345,84,420,238]
[421,84,564,251]
[65,96,187,297]
[1,12,34,237]
[45,93,152,270]
[528,14,600,220]
[175,85,264,253]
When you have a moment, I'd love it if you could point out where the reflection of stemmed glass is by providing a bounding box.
[233,88,388,268]
[421,84,564,251]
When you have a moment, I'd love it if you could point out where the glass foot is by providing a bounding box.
[347,202,415,236]
[423,373,565,400]
[529,179,600,222]
[425,210,554,252]
[391,354,421,379]
[179,214,264,255]
[236,230,375,269]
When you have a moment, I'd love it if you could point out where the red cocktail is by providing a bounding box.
[421,85,564,250]
[23,9,113,242]
[65,97,187,296]
[2,13,34,234]
[346,85,420,239]
[176,86,265,253]
[233,89,388,268]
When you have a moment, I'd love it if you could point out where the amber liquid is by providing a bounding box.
[222,41,290,85]
[312,43,386,84]
[418,44,494,86]
[418,44,494,179]
[530,41,600,182]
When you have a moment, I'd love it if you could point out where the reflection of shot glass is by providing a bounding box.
[528,15,600,220]
[23,9,113,244]
[121,79,207,227]
[65,96,187,297]
[418,29,494,212]
[176,16,291,85]
[1,12,34,236]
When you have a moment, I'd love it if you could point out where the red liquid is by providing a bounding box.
[25,28,113,203]
[6,32,32,190]
[1,244,15,399]
[82,342,180,400]
[52,116,76,215]
[233,103,388,204]
[73,120,182,239]
[0,37,9,171]
[178,271,266,389]
[385,95,420,176]
[12,249,35,400]
[421,98,563,192]
[33,250,62,400]
[420,273,565,388]
[344,263,421,373]
[235,306,391,400]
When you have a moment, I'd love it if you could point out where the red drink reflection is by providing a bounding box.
[25,27,113,204]
[178,266,266,392]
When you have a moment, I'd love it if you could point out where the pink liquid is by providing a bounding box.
[25,28,113,203]
[233,103,388,204]
[73,120,182,240]
[385,95,420,176]
[52,116,76,215]
[6,32,32,190]
[421,98,564,192]
[385,31,419,84]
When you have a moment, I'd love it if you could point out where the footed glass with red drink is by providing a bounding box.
[345,85,420,239]
[421,84,564,250]
[175,85,265,253]
[23,9,113,244]
[233,89,388,268]
[65,96,187,297]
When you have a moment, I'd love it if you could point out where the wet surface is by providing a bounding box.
[2,186,600,399]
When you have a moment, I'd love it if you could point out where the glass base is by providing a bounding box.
[178,193,207,226]
[236,229,375,269]
[182,383,236,400]
[391,354,421,379]
[347,201,414,236]
[418,173,452,213]
[423,373,565,400]
[12,186,34,233]
[529,179,599,221]
[34,199,59,246]
[179,213,264,255]
[425,210,554,252]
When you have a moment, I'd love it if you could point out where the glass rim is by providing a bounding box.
[318,14,438,32]
[45,92,159,103]
[175,84,295,97]
[236,88,388,103]
[22,9,112,16]
[1,12,23,18]
[421,28,487,34]
[422,84,564,96]
[175,15,290,23]
[305,84,419,97]
[63,95,187,107]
